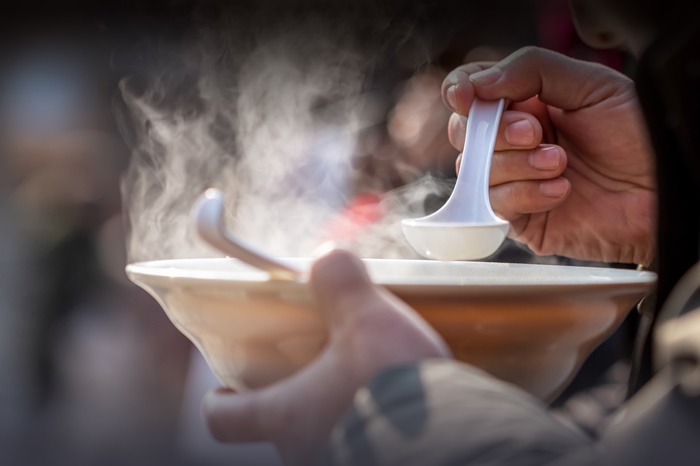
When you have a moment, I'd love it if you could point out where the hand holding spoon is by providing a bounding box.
[402,98,509,260]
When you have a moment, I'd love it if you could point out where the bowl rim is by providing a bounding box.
[125,258,657,298]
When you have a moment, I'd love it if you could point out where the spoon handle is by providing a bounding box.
[451,98,505,220]
[192,189,303,281]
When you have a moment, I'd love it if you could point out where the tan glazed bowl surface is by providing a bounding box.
[126,258,656,401]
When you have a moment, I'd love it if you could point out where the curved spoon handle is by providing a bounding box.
[450,98,505,220]
[191,189,303,281]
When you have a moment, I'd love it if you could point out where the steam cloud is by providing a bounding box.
[119,4,451,262]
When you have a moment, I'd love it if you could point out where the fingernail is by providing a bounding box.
[469,67,502,85]
[505,120,535,147]
[529,146,561,171]
[445,85,458,110]
[540,178,569,198]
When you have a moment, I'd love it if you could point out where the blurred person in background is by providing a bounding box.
[0,14,193,465]
[0,90,42,460]
[203,1,700,465]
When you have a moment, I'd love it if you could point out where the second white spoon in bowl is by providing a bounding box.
[402,98,509,261]
[191,188,303,281]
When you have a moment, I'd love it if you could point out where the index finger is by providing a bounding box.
[441,62,496,115]
[467,47,634,110]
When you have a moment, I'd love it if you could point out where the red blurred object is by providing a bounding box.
[319,193,383,244]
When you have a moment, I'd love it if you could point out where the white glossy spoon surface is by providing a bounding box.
[191,188,303,281]
[402,98,509,260]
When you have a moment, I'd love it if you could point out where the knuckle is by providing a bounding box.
[511,46,541,62]
[521,45,548,61]
[521,45,543,56]
[508,46,554,70]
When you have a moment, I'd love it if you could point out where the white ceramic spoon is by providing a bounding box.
[191,188,303,280]
[402,98,509,260]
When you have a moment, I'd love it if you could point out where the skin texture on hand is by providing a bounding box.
[443,47,656,266]
[203,249,450,465]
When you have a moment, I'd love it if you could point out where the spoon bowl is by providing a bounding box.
[403,98,509,260]
[402,219,509,261]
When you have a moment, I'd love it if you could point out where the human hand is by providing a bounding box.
[203,249,450,465]
[443,47,656,266]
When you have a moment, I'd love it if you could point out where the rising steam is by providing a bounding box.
[119,5,449,262]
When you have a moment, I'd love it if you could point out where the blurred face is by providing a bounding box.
[568,0,657,57]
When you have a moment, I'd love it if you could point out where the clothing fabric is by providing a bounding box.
[324,359,700,466]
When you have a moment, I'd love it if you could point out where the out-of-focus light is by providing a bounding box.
[0,49,97,135]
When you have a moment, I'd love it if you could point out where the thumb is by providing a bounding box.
[309,249,377,327]
[468,46,633,111]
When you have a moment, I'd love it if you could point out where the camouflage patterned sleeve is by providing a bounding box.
[321,360,596,466]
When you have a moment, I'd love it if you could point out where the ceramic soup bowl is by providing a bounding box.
[126,258,655,401]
